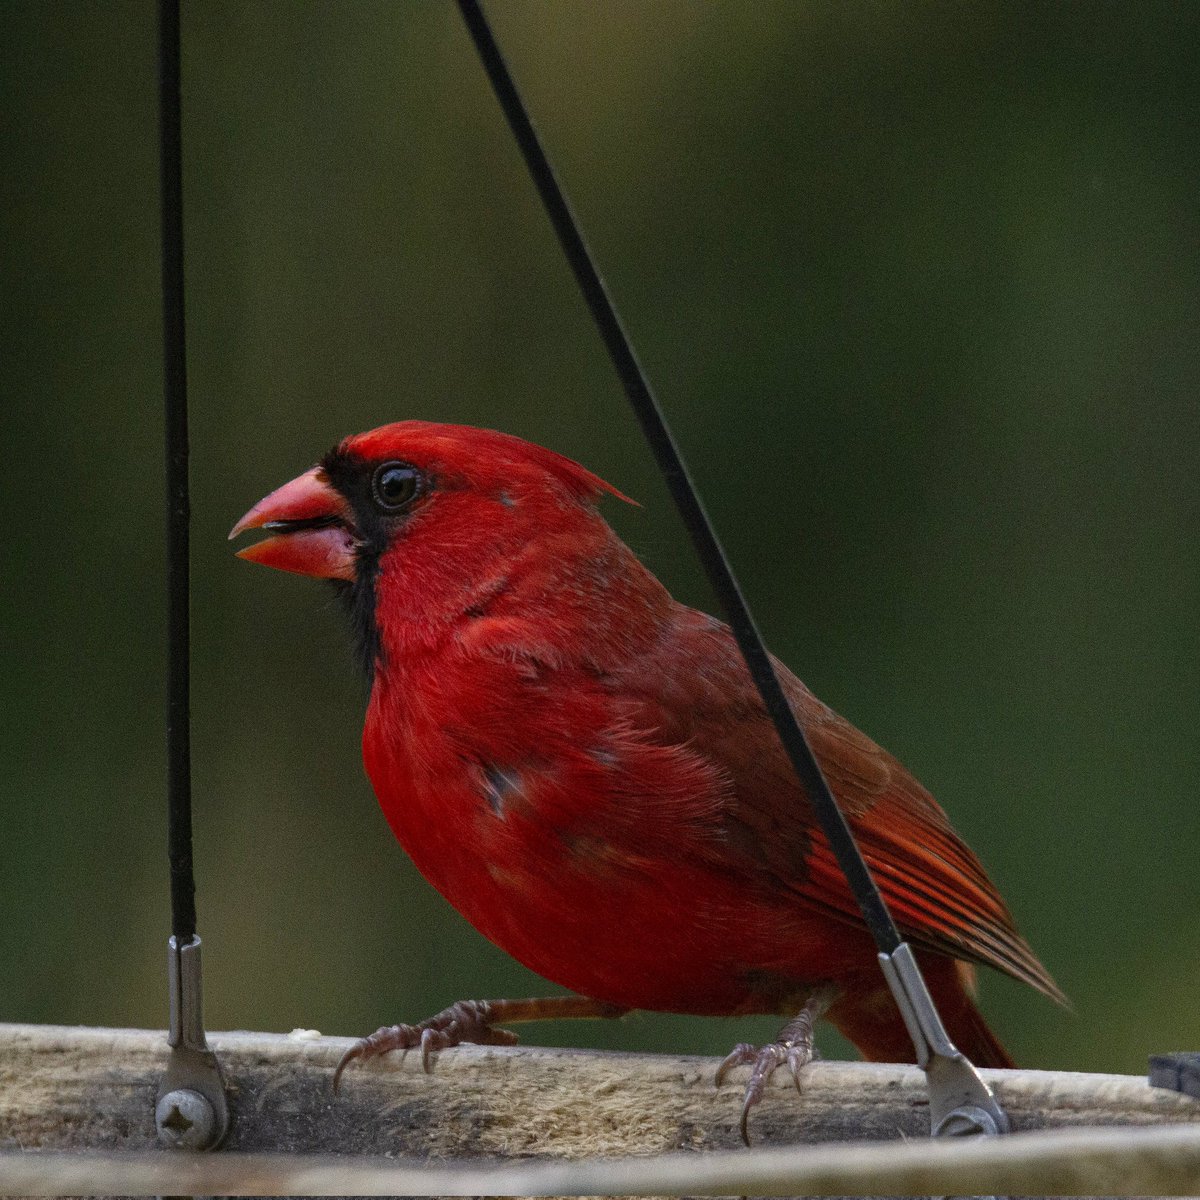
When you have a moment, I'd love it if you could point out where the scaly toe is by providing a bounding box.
[732,1040,815,1146]
[332,1022,421,1094]
[786,1044,812,1089]
[739,1045,785,1145]
[332,1004,524,1095]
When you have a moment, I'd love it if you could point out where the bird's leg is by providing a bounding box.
[333,995,628,1092]
[715,986,837,1145]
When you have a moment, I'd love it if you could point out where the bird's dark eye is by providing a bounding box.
[371,462,421,512]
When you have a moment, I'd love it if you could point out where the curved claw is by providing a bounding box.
[739,1095,754,1148]
[714,1042,756,1088]
[332,1020,423,1094]
[333,1022,414,1095]
[421,1026,447,1074]
[332,1043,362,1096]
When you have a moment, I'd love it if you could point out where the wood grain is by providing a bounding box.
[1,1023,1197,1197]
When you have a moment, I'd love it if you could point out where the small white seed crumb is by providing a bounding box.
[287,1027,322,1041]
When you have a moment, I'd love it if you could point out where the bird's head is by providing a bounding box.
[230,420,634,677]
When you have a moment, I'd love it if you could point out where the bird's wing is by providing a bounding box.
[621,606,1064,1003]
[801,708,1065,1001]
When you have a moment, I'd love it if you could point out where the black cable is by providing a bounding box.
[158,0,197,946]
[456,0,902,954]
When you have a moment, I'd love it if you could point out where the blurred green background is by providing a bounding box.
[3,1,1198,1077]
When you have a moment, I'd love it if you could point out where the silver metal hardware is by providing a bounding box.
[156,936,230,1150]
[155,1087,216,1150]
[879,944,1009,1200]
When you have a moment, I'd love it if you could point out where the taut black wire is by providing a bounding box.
[158,0,197,946]
[457,0,903,954]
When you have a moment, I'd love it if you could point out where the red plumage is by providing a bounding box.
[233,420,1062,1091]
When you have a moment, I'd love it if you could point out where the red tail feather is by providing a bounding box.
[828,956,1015,1069]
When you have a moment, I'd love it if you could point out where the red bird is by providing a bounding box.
[232,420,1062,1136]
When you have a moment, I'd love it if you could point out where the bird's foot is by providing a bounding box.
[715,1036,815,1145]
[715,988,835,1145]
[333,999,519,1093]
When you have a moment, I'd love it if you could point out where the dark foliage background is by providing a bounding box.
[3,1,1198,1074]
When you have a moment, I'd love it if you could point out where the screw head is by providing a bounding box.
[934,1103,1001,1138]
[155,1087,217,1150]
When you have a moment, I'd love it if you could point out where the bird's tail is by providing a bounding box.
[827,955,1015,1069]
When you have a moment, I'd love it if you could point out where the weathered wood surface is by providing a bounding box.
[1,1023,1197,1197]
[7,1125,1200,1198]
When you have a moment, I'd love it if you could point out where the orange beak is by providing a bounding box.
[229,466,357,581]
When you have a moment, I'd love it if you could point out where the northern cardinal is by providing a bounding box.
[232,420,1062,1137]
